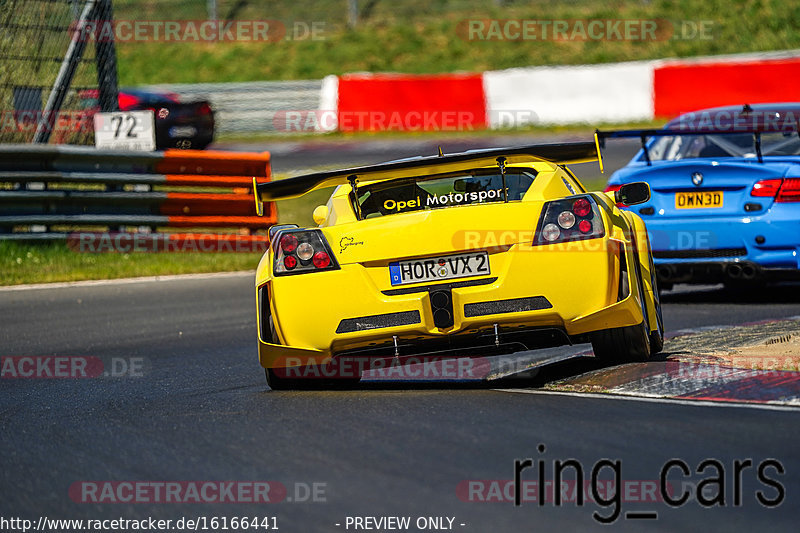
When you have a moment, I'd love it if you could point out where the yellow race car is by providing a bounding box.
[253,141,663,389]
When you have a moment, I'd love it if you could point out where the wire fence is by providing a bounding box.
[144,80,324,134]
[0,0,119,145]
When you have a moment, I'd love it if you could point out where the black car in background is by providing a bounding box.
[80,88,215,150]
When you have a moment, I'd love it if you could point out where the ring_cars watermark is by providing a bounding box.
[459,444,786,524]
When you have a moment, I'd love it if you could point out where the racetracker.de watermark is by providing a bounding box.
[67,233,269,254]
[271,356,493,381]
[68,481,327,504]
[0,111,93,134]
[448,229,714,252]
[69,20,327,42]
[458,19,714,41]
[0,356,147,379]
[273,110,480,133]
[674,110,800,132]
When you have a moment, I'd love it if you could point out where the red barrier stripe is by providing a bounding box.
[653,57,800,118]
[337,73,487,132]
[157,150,271,177]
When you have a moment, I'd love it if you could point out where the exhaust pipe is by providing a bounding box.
[726,264,743,279]
[657,265,675,281]
[741,264,758,280]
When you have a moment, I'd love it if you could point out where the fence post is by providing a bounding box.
[33,0,97,143]
[95,0,120,113]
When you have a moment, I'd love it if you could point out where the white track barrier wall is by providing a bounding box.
[317,75,340,132]
[483,60,655,128]
[147,50,800,134]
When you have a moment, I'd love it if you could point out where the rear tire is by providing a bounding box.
[264,317,305,390]
[591,320,651,363]
[591,265,652,363]
[265,368,299,391]
[648,255,665,354]
[264,316,360,390]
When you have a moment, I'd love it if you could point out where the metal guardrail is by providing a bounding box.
[144,80,324,134]
[0,144,277,245]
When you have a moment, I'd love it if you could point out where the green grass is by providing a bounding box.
[0,241,262,286]
[113,0,800,84]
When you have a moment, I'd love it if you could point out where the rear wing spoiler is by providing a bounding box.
[595,125,800,166]
[253,141,601,209]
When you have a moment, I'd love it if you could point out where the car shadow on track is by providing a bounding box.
[262,354,630,392]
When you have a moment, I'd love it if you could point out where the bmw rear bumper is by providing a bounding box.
[643,209,800,283]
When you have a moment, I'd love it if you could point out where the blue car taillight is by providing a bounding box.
[273,229,339,275]
[778,178,800,202]
[533,195,605,245]
[750,178,800,203]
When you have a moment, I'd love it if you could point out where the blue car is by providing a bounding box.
[599,103,800,290]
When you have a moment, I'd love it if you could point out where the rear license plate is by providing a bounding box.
[169,125,197,138]
[675,191,724,209]
[389,252,490,286]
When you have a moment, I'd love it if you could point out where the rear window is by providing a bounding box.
[354,168,536,218]
[645,132,800,161]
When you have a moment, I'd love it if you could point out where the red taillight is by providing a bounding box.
[534,195,604,245]
[750,178,800,202]
[198,103,212,115]
[751,179,782,197]
[572,198,591,217]
[273,229,339,275]
[280,234,298,253]
[777,178,800,202]
[118,92,138,110]
[312,251,331,268]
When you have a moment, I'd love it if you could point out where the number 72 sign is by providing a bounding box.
[94,110,156,151]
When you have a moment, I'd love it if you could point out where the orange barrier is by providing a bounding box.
[0,146,277,244]
[156,150,274,228]
[157,149,273,177]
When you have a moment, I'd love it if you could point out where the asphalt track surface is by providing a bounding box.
[3,274,800,532]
